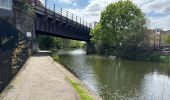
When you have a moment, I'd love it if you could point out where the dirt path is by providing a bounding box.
[0,52,80,100]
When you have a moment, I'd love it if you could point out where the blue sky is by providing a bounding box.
[47,0,170,30]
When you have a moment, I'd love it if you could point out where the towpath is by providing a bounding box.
[0,52,80,100]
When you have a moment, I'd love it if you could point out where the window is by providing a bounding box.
[155,28,161,35]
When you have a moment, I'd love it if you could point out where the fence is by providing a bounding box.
[34,0,92,28]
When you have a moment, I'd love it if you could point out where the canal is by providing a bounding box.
[57,49,170,100]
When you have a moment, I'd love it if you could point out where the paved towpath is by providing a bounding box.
[0,52,80,100]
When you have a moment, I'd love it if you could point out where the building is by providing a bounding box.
[149,29,170,46]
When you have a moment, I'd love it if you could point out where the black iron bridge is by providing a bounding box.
[0,0,93,93]
[34,0,92,41]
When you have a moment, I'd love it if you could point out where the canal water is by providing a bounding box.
[57,49,170,100]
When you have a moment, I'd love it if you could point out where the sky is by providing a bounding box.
[48,0,170,31]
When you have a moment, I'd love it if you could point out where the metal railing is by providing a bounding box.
[35,0,92,28]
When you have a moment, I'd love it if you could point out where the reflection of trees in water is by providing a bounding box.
[59,53,95,79]
[154,64,170,76]
[58,50,170,100]
[88,56,170,100]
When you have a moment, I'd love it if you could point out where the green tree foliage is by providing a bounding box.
[91,0,150,58]
[38,35,84,50]
[38,36,54,49]
[17,0,35,15]
[165,35,170,43]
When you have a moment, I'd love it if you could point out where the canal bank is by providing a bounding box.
[49,53,101,100]
[0,51,101,100]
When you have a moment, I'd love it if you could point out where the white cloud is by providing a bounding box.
[139,0,170,30]
[67,0,170,30]
[149,15,170,30]
[67,0,117,22]
[137,0,170,15]
[58,0,76,5]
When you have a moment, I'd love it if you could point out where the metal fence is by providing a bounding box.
[35,0,92,28]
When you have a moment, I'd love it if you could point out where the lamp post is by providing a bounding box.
[0,0,13,17]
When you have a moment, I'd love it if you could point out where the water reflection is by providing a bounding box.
[58,49,170,100]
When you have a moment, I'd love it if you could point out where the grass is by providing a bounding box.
[159,56,170,63]
[50,51,93,100]
[149,54,170,63]
[6,85,14,90]
[68,78,93,100]
[51,52,59,61]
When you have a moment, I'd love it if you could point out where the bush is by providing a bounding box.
[149,54,161,62]
[51,52,59,61]
[149,54,170,63]
[160,56,170,63]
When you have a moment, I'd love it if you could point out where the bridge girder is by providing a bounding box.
[34,1,91,42]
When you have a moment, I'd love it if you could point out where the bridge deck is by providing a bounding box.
[0,52,80,100]
[34,0,91,41]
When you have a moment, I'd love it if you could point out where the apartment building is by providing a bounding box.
[149,29,170,46]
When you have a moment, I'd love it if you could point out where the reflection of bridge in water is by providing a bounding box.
[35,0,92,41]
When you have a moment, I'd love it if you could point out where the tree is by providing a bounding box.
[38,35,84,50]
[165,35,170,44]
[91,0,150,58]
[38,35,54,49]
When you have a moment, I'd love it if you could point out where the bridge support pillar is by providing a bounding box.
[86,42,96,54]
[32,34,38,53]
[32,22,38,53]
